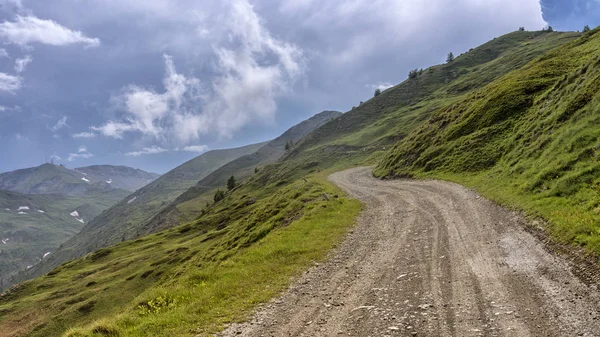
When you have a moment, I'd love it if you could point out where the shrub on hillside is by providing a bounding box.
[214,189,226,202]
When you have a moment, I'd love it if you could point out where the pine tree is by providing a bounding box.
[446,52,455,63]
[227,175,236,191]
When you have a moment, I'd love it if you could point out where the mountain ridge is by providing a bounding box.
[0,163,158,195]
[3,29,600,337]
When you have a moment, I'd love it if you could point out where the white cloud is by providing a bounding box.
[50,116,68,132]
[0,15,100,47]
[14,54,32,73]
[367,82,395,91]
[91,0,303,147]
[181,145,209,153]
[125,145,168,156]
[15,132,27,141]
[0,72,22,92]
[68,145,94,161]
[0,48,9,59]
[72,131,96,138]
[49,153,61,161]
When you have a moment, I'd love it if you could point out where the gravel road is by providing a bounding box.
[221,167,600,337]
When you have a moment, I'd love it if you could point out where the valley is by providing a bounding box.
[1,27,600,337]
[0,164,158,290]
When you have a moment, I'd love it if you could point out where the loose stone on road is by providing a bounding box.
[220,167,600,337]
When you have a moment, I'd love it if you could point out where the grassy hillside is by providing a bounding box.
[284,31,580,171]
[22,142,267,281]
[0,30,584,336]
[0,171,359,337]
[145,110,342,233]
[376,28,600,253]
[0,188,129,290]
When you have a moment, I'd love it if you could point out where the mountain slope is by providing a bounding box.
[284,31,580,170]
[145,110,342,232]
[20,142,266,281]
[0,30,588,337]
[0,188,129,289]
[74,165,159,192]
[375,28,600,253]
[0,163,157,195]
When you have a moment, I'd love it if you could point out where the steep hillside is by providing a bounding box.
[284,31,580,169]
[147,110,342,232]
[0,30,585,337]
[0,188,129,290]
[0,163,156,196]
[74,166,159,192]
[0,169,359,337]
[20,142,266,281]
[376,28,600,253]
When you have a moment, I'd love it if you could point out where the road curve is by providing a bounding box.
[221,167,600,337]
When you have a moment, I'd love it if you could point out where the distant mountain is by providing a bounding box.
[20,142,267,279]
[75,165,159,192]
[146,110,343,233]
[0,163,156,289]
[0,187,129,289]
[1,30,592,337]
[0,163,158,196]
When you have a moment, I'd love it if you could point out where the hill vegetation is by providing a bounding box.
[0,188,130,290]
[375,27,600,253]
[22,142,267,280]
[0,29,592,337]
[144,110,342,233]
[0,163,158,289]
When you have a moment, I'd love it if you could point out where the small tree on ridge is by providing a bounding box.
[227,175,236,191]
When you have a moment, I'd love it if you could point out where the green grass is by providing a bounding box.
[21,142,267,282]
[0,29,587,337]
[0,173,359,337]
[0,189,129,290]
[284,31,579,172]
[375,28,600,254]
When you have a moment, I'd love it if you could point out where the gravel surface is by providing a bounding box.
[220,167,600,337]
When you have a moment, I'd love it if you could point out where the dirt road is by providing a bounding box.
[221,167,600,337]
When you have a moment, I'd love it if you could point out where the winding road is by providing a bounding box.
[221,167,600,337]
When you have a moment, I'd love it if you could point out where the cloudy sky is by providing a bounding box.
[0,0,596,173]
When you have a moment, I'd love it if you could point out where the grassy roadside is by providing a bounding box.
[0,174,360,337]
[424,171,600,254]
[375,28,600,257]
